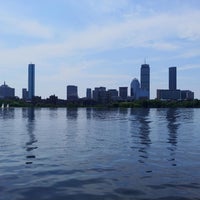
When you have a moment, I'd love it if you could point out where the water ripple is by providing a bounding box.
[0,108,200,200]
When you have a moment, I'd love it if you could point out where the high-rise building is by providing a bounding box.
[169,67,177,90]
[22,88,28,100]
[86,88,92,99]
[157,66,194,100]
[119,87,128,100]
[92,87,106,103]
[67,85,78,100]
[140,63,150,99]
[107,89,118,101]
[28,63,35,100]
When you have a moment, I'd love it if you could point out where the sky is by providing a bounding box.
[0,0,200,99]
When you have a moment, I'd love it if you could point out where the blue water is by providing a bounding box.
[0,108,200,200]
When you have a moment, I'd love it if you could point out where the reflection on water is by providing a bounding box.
[66,108,78,120]
[166,108,180,146]
[25,108,38,165]
[130,108,151,163]
[118,107,128,116]
[0,107,15,119]
[166,109,180,167]
[0,108,199,200]
[86,107,92,119]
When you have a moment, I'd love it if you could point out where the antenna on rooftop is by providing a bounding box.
[144,57,147,64]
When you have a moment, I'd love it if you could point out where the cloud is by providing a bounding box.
[0,5,200,63]
[179,64,200,71]
[0,13,53,39]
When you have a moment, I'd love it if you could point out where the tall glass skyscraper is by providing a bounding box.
[169,67,177,90]
[140,63,150,99]
[28,63,35,100]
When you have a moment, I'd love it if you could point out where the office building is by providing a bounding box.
[28,63,35,99]
[22,88,28,100]
[93,87,107,103]
[157,66,194,100]
[130,78,140,100]
[169,67,177,90]
[67,85,78,100]
[86,88,92,99]
[0,82,15,99]
[107,89,118,101]
[181,90,194,100]
[157,89,181,100]
[119,87,128,100]
[140,63,150,99]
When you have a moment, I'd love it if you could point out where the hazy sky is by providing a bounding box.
[0,0,200,99]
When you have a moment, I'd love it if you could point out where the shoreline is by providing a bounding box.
[1,99,200,108]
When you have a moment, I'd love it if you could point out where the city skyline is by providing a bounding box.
[0,1,200,99]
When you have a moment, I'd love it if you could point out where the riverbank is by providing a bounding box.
[1,99,200,108]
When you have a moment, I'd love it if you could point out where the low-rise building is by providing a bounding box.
[181,90,194,100]
[0,82,15,99]
[157,89,181,100]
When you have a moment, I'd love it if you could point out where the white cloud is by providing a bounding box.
[179,64,200,71]
[0,7,200,64]
[0,14,53,39]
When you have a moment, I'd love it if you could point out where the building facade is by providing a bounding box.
[28,63,35,100]
[0,82,15,99]
[140,64,150,99]
[22,88,28,100]
[130,78,140,100]
[93,87,107,103]
[181,90,194,100]
[107,89,118,101]
[169,67,177,90]
[86,88,92,99]
[157,89,181,100]
[119,87,128,100]
[67,85,78,100]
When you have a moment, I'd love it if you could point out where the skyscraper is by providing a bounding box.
[28,63,35,100]
[169,67,177,90]
[67,85,78,100]
[86,88,92,99]
[140,63,150,99]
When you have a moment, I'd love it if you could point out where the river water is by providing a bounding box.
[0,108,199,200]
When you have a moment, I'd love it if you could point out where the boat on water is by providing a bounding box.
[1,103,10,109]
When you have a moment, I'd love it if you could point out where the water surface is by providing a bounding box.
[0,108,200,200]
